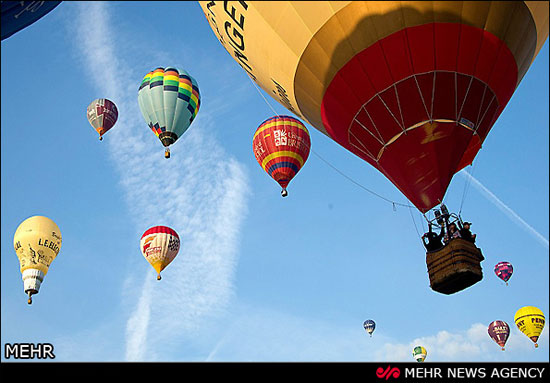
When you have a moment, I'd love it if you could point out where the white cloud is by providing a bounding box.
[203,302,548,362]
[70,1,249,361]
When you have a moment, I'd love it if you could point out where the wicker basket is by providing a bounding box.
[426,238,484,295]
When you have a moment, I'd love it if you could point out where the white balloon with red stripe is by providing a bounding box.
[139,226,180,280]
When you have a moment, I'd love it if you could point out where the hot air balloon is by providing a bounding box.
[13,216,62,304]
[1,1,61,41]
[138,67,200,158]
[412,346,427,362]
[199,0,548,295]
[140,226,180,280]
[488,320,510,351]
[86,98,118,141]
[200,0,548,212]
[253,115,311,197]
[514,306,545,348]
[363,319,376,337]
[494,261,513,285]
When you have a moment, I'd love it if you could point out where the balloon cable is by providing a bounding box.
[459,160,477,215]
[246,75,417,211]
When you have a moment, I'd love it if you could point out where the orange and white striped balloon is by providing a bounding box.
[140,226,180,280]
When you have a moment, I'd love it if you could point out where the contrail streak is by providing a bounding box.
[460,170,548,249]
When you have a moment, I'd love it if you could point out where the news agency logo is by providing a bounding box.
[4,343,55,359]
[376,365,401,380]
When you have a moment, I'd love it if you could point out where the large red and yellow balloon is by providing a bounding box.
[200,1,548,212]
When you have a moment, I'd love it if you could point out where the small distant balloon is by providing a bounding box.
[494,261,513,285]
[140,226,180,280]
[412,346,427,362]
[363,319,376,337]
[488,320,510,351]
[514,306,545,348]
[86,98,118,141]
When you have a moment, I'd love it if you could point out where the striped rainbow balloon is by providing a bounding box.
[253,115,311,197]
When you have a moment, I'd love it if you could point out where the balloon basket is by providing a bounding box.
[27,291,35,305]
[281,188,288,197]
[426,238,484,295]
[157,274,162,281]
[164,149,170,159]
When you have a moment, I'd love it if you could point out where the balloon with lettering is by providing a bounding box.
[199,1,549,212]
[363,319,376,337]
[1,1,61,41]
[138,67,200,159]
[252,115,311,197]
[13,216,62,304]
[412,346,427,362]
[140,226,180,280]
[494,261,513,285]
[488,320,510,351]
[86,98,118,141]
[514,306,546,348]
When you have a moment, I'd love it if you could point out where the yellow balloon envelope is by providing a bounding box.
[13,216,62,304]
[514,306,545,347]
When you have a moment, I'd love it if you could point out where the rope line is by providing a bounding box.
[311,150,415,209]
[459,159,477,215]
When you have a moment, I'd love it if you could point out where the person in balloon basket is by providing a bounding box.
[459,221,476,243]
[422,223,445,252]
[443,223,461,244]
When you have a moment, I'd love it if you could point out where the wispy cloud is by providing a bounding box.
[375,322,548,362]
[460,170,548,249]
[204,303,548,362]
[70,2,249,361]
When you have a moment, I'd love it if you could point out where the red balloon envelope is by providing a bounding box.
[252,115,311,197]
[494,261,513,285]
[488,320,510,351]
[86,98,118,140]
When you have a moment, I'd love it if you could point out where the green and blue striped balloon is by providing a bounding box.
[138,67,200,158]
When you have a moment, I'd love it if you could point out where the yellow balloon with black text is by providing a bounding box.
[13,216,62,305]
[514,306,545,348]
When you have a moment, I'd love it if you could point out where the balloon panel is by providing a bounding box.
[514,306,546,343]
[363,319,376,333]
[140,226,180,274]
[1,1,61,41]
[494,261,513,282]
[488,320,510,348]
[87,98,118,137]
[13,216,62,275]
[138,67,200,148]
[253,115,310,189]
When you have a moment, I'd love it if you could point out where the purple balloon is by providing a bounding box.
[488,320,510,350]
[494,262,513,284]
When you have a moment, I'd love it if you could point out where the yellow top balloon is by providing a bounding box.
[13,216,62,304]
[514,306,545,348]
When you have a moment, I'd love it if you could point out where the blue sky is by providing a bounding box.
[1,2,548,362]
